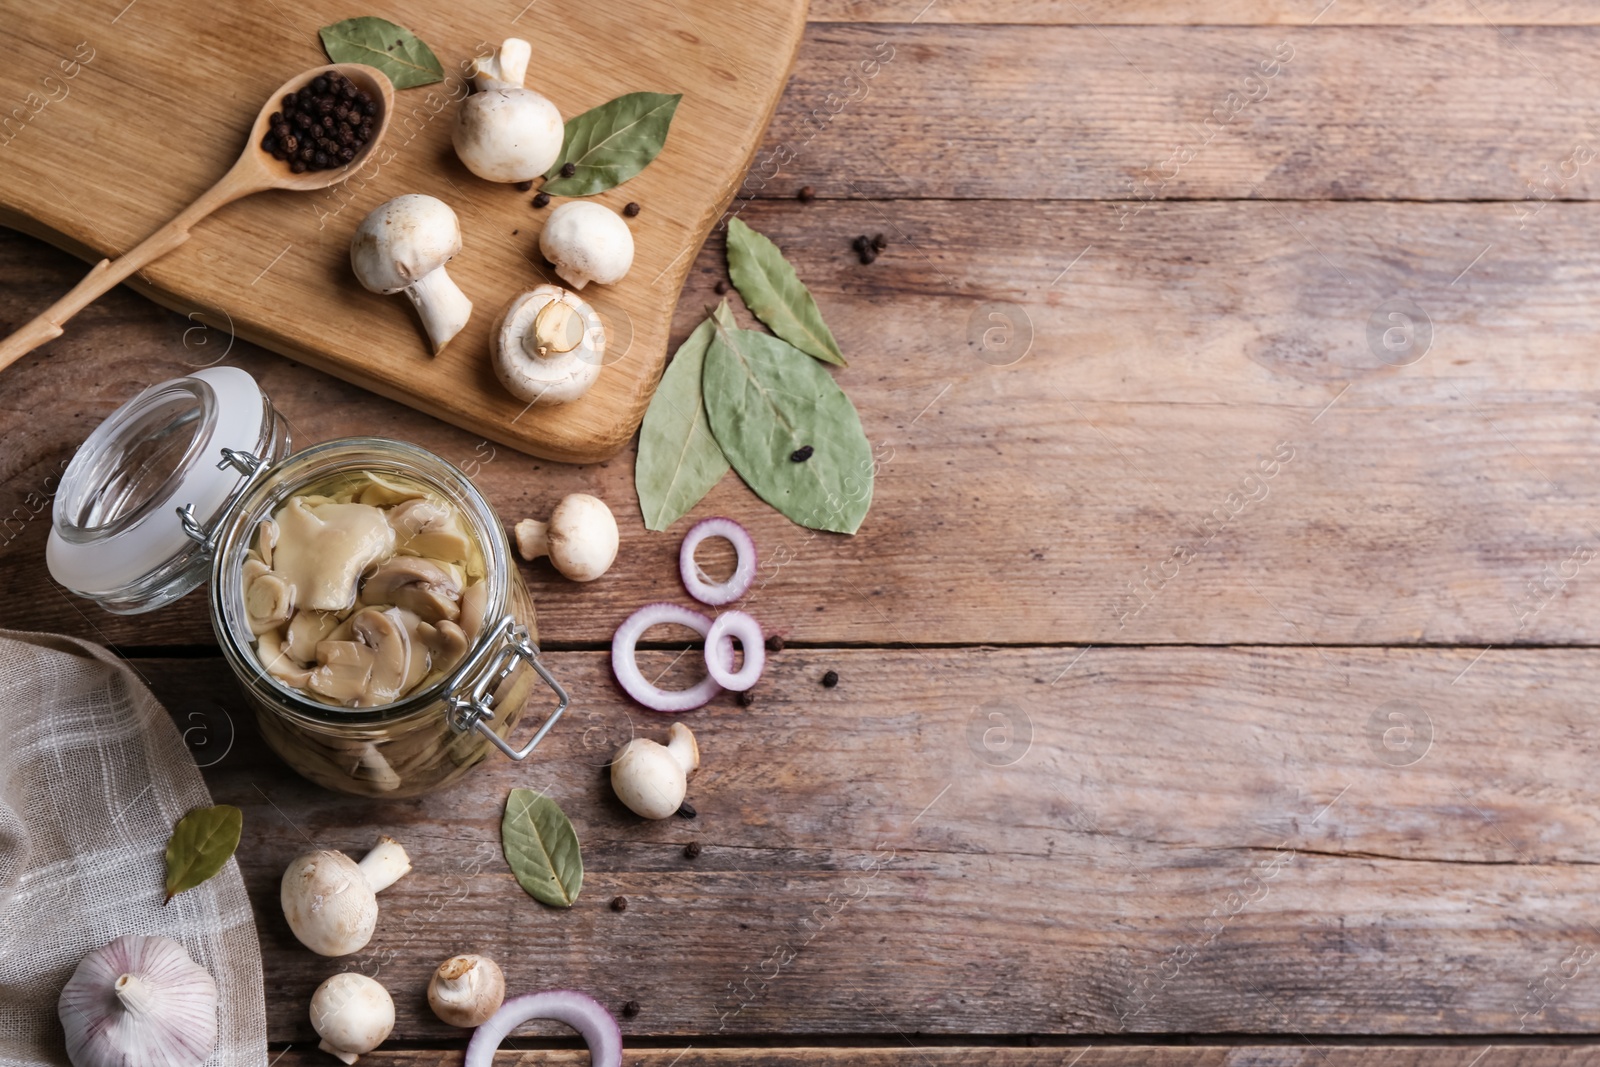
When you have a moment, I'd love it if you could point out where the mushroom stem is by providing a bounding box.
[358,835,412,893]
[666,722,701,774]
[113,973,155,1018]
[404,268,473,355]
[513,518,550,562]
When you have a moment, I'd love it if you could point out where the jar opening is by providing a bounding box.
[56,379,214,544]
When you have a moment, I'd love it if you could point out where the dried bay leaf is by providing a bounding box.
[542,92,682,196]
[501,789,583,907]
[636,310,731,531]
[726,217,846,367]
[319,17,444,90]
[163,804,242,904]
[703,324,873,534]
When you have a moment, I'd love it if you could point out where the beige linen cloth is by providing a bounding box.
[0,630,266,1066]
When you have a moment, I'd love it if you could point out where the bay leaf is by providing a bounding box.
[542,92,682,196]
[163,804,242,904]
[725,217,846,367]
[319,17,444,90]
[703,324,873,534]
[636,310,731,531]
[501,788,583,907]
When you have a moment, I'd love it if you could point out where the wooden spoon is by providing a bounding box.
[0,63,394,373]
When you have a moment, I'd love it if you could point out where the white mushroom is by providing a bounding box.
[351,194,473,355]
[427,953,506,1028]
[310,973,394,1064]
[360,556,462,622]
[539,201,634,289]
[514,493,619,582]
[270,498,395,613]
[452,38,563,183]
[492,285,606,404]
[281,836,412,957]
[611,722,700,819]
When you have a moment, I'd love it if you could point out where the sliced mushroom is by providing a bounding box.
[351,608,424,706]
[246,571,295,635]
[357,472,427,508]
[359,557,462,623]
[388,498,474,562]
[306,640,378,704]
[458,580,489,646]
[258,519,279,568]
[285,610,341,664]
[257,627,314,689]
[272,497,397,612]
[418,618,470,676]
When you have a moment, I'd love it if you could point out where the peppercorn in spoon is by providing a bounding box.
[0,64,394,372]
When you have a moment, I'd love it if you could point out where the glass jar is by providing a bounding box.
[47,367,567,798]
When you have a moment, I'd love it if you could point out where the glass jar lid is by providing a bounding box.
[46,367,288,614]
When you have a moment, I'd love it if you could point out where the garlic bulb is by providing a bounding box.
[58,934,218,1067]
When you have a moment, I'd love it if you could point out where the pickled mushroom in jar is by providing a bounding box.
[243,471,489,708]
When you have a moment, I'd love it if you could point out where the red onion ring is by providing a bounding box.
[680,517,758,606]
[612,602,732,713]
[466,990,621,1067]
[705,610,765,691]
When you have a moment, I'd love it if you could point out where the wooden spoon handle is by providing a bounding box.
[0,165,259,374]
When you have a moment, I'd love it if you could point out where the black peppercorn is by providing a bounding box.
[714,279,729,294]
[532,192,551,208]
[821,670,839,688]
[677,801,697,819]
[266,75,377,172]
[312,76,327,94]
[765,634,785,652]
[790,445,814,462]
[611,895,628,912]
[871,233,888,252]
[798,185,815,202]
[852,235,869,253]
[684,841,702,859]
[858,247,878,265]
[560,161,576,177]
[736,689,755,707]
[622,1000,641,1018]
[515,180,533,192]
[624,201,641,217]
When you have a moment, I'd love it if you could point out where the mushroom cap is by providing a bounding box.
[351,194,463,295]
[548,494,619,581]
[611,737,689,819]
[281,850,379,956]
[452,88,563,183]
[492,286,606,405]
[311,973,395,1056]
[539,201,634,289]
[427,953,506,1028]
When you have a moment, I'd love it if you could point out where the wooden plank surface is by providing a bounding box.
[271,1047,1600,1065]
[140,647,1600,1040]
[0,0,805,462]
[809,1,1600,24]
[762,25,1600,202]
[8,197,1600,648]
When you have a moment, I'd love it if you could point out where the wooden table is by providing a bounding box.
[4,3,1600,1063]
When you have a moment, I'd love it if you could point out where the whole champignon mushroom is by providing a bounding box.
[351,194,473,355]
[281,836,411,956]
[611,722,700,819]
[453,38,563,183]
[514,494,619,582]
[539,201,634,290]
[310,972,394,1064]
[428,953,506,1028]
[492,285,606,404]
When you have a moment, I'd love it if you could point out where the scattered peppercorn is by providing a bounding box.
[790,445,814,462]
[821,670,839,688]
[261,71,375,172]
[532,192,551,208]
[798,185,816,203]
[611,895,628,912]
[560,161,577,177]
[684,841,703,859]
[677,801,697,819]
[765,634,785,652]
[871,233,888,252]
[714,279,729,294]
[851,234,878,265]
[515,180,533,192]
[622,1000,641,1018]
[512,229,519,236]
[624,201,641,217]
[736,689,755,707]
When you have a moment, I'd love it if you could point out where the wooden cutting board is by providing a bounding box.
[0,0,805,462]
